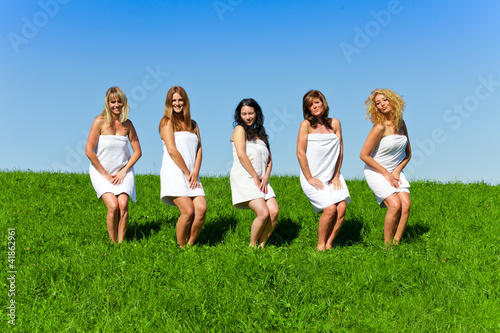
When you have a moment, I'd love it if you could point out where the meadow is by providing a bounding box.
[1,171,499,332]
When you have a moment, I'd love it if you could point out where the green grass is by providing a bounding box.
[1,171,499,332]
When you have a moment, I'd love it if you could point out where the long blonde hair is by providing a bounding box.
[364,88,405,130]
[100,87,129,123]
[159,86,193,132]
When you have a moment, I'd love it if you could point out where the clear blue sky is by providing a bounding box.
[2,0,499,184]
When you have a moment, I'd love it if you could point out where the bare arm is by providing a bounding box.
[160,120,191,178]
[329,118,344,190]
[360,123,400,188]
[296,120,324,190]
[85,117,115,183]
[113,120,142,184]
[259,149,273,193]
[186,121,203,189]
[232,125,261,189]
[392,121,412,177]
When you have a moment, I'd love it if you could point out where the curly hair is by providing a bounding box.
[302,90,333,130]
[100,87,130,124]
[159,86,194,132]
[233,98,270,149]
[364,88,406,130]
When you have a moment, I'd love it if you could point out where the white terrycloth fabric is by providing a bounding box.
[364,134,410,207]
[160,131,205,206]
[230,139,276,209]
[299,133,351,213]
[89,135,136,201]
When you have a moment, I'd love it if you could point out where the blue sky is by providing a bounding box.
[2,0,499,184]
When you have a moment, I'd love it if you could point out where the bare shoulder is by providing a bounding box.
[299,120,311,131]
[330,117,341,128]
[232,125,246,141]
[372,123,386,133]
[93,115,105,126]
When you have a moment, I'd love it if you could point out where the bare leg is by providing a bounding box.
[101,193,120,243]
[258,197,279,248]
[247,199,270,247]
[172,196,195,248]
[317,205,337,251]
[382,194,403,245]
[116,193,129,243]
[325,201,346,249]
[393,192,411,243]
[187,196,207,246]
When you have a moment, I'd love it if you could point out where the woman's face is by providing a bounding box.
[308,97,324,117]
[108,95,123,116]
[240,106,256,127]
[172,92,184,113]
[375,94,391,114]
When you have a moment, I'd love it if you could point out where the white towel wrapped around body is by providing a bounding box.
[230,139,276,209]
[364,134,410,207]
[160,131,205,206]
[89,135,136,201]
[300,133,351,214]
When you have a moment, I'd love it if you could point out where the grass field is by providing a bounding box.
[1,171,499,332]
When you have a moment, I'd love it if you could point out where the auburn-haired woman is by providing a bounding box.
[86,86,142,243]
[159,86,206,248]
[297,90,350,251]
[230,98,279,248]
[360,88,411,245]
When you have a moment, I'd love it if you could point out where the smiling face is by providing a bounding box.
[308,97,324,118]
[240,105,256,126]
[172,92,184,113]
[108,94,123,116]
[375,94,391,114]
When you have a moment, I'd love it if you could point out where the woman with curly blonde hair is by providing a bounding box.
[360,88,411,245]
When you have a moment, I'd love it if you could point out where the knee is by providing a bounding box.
[386,200,402,214]
[269,206,279,221]
[401,197,411,214]
[257,209,270,221]
[119,201,129,213]
[337,201,346,216]
[106,201,119,214]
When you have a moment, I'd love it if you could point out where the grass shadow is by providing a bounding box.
[335,218,364,247]
[402,222,430,243]
[197,216,238,246]
[268,218,301,247]
[126,219,165,242]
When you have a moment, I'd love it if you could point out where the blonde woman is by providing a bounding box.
[159,86,206,248]
[86,87,142,243]
[360,88,411,245]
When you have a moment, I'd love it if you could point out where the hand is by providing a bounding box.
[186,172,201,190]
[111,169,127,185]
[308,177,324,190]
[259,175,269,194]
[328,176,343,190]
[384,172,400,188]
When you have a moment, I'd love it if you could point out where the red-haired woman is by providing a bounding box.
[159,86,206,248]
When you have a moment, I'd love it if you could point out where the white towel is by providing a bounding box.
[230,140,275,209]
[89,135,136,201]
[364,134,410,207]
[300,133,350,213]
[160,131,205,206]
